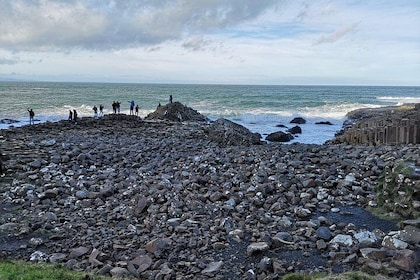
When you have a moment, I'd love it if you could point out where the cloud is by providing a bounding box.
[0,57,20,65]
[314,22,360,45]
[0,0,280,52]
[182,36,213,51]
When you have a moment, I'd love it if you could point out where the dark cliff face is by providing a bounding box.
[333,103,420,145]
[145,102,209,122]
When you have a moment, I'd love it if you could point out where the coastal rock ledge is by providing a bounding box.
[333,103,420,145]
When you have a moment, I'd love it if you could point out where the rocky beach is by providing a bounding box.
[0,103,419,279]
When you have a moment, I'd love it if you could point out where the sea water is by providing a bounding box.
[1,82,419,144]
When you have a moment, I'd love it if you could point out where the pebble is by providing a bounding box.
[0,114,418,278]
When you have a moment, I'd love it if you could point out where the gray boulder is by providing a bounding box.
[287,125,302,134]
[290,117,306,124]
[207,118,262,146]
[266,131,294,142]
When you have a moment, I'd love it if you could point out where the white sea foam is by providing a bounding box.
[377,96,420,105]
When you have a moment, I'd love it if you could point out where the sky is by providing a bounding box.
[0,0,419,85]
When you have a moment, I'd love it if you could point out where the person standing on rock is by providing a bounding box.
[169,95,173,104]
[68,110,73,122]
[135,104,139,116]
[112,101,116,114]
[116,101,121,114]
[27,108,35,125]
[99,104,104,117]
[129,100,135,115]
[93,105,98,119]
[73,109,78,124]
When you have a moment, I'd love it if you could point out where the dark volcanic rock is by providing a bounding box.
[207,118,262,146]
[290,117,306,124]
[333,103,420,145]
[0,119,19,124]
[266,131,294,142]
[287,125,302,134]
[315,121,333,125]
[145,101,209,122]
[0,114,418,280]
[276,124,287,128]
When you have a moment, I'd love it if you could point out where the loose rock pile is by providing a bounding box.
[0,114,419,279]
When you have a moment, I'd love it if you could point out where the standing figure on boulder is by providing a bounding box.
[93,105,98,119]
[99,104,104,117]
[73,109,78,124]
[135,104,139,116]
[68,110,73,122]
[169,95,173,104]
[116,101,121,114]
[129,100,135,115]
[27,108,35,125]
[112,101,117,114]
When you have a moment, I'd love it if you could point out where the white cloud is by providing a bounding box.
[0,0,419,85]
[0,0,280,51]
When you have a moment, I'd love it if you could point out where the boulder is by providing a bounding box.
[202,261,224,274]
[287,125,302,134]
[392,249,418,272]
[247,242,270,256]
[316,226,332,241]
[290,117,306,124]
[315,121,333,125]
[207,118,262,146]
[266,131,294,142]
[0,118,19,124]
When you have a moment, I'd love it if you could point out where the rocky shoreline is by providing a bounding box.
[0,111,419,279]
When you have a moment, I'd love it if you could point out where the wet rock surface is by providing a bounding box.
[0,114,419,279]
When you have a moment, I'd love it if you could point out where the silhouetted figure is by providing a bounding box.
[99,104,104,117]
[112,101,117,114]
[116,101,121,113]
[68,110,73,121]
[93,105,98,119]
[73,109,78,124]
[169,95,173,104]
[135,104,139,116]
[27,108,35,125]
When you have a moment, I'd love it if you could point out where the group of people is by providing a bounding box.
[26,95,176,126]
[110,101,139,116]
[111,101,121,114]
[68,109,78,123]
[128,100,140,116]
[92,104,104,119]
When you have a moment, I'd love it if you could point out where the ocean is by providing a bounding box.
[1,82,419,144]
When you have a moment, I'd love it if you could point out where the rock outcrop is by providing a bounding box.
[333,103,420,145]
[145,101,209,122]
[207,118,262,146]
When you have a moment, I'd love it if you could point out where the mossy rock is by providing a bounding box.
[375,160,419,220]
